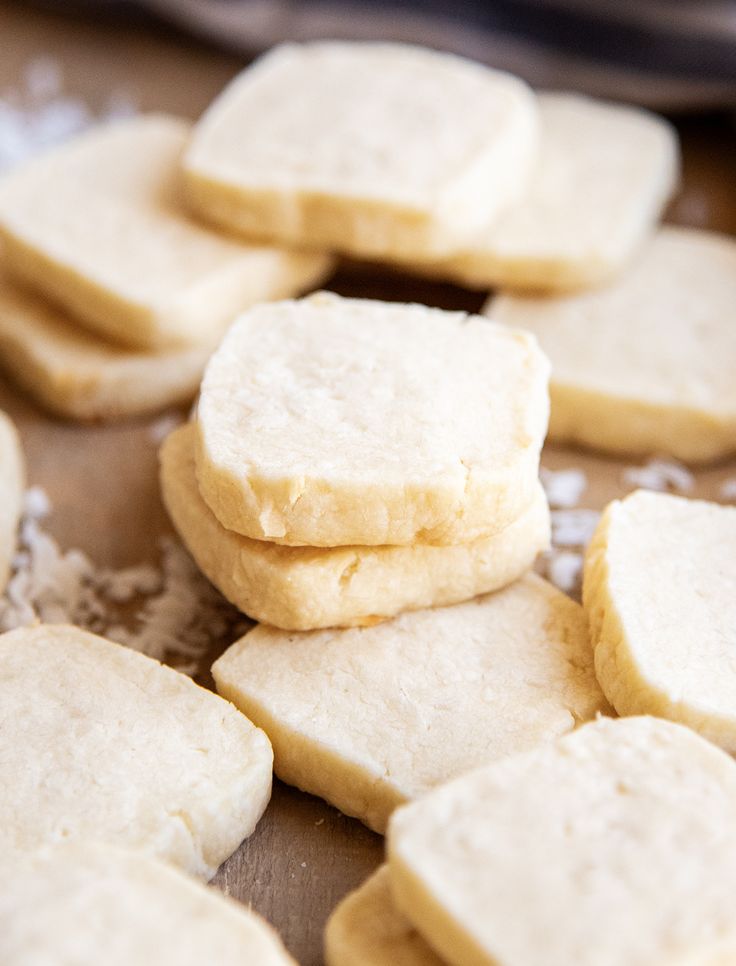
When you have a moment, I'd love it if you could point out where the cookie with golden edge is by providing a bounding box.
[212,574,606,833]
[488,226,736,462]
[408,93,679,292]
[387,716,736,966]
[584,489,736,752]
[161,423,550,630]
[196,292,550,547]
[0,114,332,350]
[0,624,273,879]
[0,273,210,420]
[0,409,24,591]
[183,42,537,261]
[1,843,294,966]
[325,866,442,966]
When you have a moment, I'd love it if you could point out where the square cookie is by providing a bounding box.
[410,93,679,292]
[196,292,549,547]
[212,574,606,833]
[0,843,294,966]
[388,716,736,966]
[0,114,332,349]
[488,226,736,462]
[585,490,736,752]
[0,624,273,879]
[183,42,537,261]
[0,272,211,420]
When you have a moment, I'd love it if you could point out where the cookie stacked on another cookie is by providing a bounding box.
[162,290,551,631]
[182,42,679,292]
[327,717,736,966]
[0,114,332,421]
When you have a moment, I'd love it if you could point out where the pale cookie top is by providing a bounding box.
[488,226,736,418]
[183,42,537,258]
[0,114,330,349]
[0,843,294,966]
[325,866,442,966]
[584,490,736,752]
[388,716,736,966]
[213,574,606,831]
[0,625,273,879]
[196,292,549,547]
[431,93,679,291]
[0,409,24,591]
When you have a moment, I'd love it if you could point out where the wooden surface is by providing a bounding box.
[2,4,736,963]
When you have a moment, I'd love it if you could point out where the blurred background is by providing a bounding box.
[17,0,736,110]
[2,0,735,230]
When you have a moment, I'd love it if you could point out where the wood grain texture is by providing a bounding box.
[1,4,736,963]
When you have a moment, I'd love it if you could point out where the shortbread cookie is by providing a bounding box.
[411,93,679,292]
[325,866,442,966]
[197,292,549,547]
[0,624,273,878]
[326,866,441,966]
[0,843,294,965]
[584,490,736,752]
[0,114,332,349]
[162,424,549,630]
[0,273,210,420]
[183,42,537,261]
[388,716,736,966]
[0,410,24,590]
[212,574,606,833]
[488,227,736,462]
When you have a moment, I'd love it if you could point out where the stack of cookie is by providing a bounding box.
[0,114,331,421]
[158,41,679,835]
[182,42,679,294]
[161,290,551,633]
[160,291,617,838]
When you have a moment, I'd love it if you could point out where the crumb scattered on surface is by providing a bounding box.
[147,411,186,446]
[0,487,249,675]
[540,466,587,509]
[537,471,597,599]
[550,508,600,548]
[622,457,694,494]
[544,550,583,594]
[0,56,136,171]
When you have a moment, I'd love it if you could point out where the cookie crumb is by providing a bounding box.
[622,458,694,494]
[540,467,587,508]
[0,56,136,171]
[720,478,736,502]
[1,488,248,674]
[550,509,600,548]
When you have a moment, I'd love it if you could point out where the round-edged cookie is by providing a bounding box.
[325,866,442,966]
[211,574,607,833]
[183,42,537,262]
[0,409,24,591]
[487,226,736,462]
[161,423,550,630]
[0,272,211,420]
[387,716,736,966]
[0,843,294,966]
[0,114,332,350]
[584,489,736,752]
[0,624,273,879]
[408,93,679,293]
[196,292,549,547]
